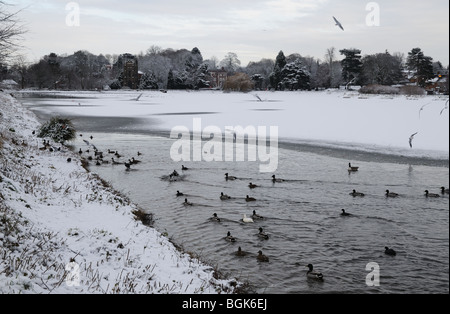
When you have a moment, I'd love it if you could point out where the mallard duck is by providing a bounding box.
[183,198,193,206]
[225,173,237,180]
[246,195,256,202]
[242,214,254,223]
[306,264,324,280]
[225,231,236,242]
[348,163,359,172]
[252,210,264,220]
[176,191,184,197]
[249,182,258,189]
[425,190,440,198]
[258,227,269,240]
[272,175,285,183]
[349,189,365,197]
[220,192,231,200]
[441,187,449,195]
[385,190,399,198]
[257,250,269,262]
[341,209,352,217]
[211,213,221,222]
[385,247,397,256]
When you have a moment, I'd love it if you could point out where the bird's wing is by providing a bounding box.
[83,140,89,146]
[440,100,449,116]
[333,16,344,30]
[136,93,143,101]
[409,132,418,148]
[254,94,262,101]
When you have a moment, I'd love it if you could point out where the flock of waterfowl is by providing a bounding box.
[170,161,449,282]
[74,136,449,282]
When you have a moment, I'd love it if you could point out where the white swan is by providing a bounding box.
[243,214,254,223]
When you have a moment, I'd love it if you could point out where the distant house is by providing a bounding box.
[116,53,139,89]
[208,67,227,89]
[425,74,448,94]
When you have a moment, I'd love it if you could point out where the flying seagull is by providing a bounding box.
[440,99,449,116]
[134,93,143,101]
[409,132,418,148]
[333,16,344,31]
[419,103,431,119]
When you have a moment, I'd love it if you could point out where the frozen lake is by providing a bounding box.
[19,90,449,293]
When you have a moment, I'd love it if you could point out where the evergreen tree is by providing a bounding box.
[279,59,311,91]
[339,49,363,86]
[406,48,434,87]
[269,51,287,90]
[167,69,176,89]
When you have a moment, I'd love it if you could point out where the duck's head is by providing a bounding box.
[259,227,263,232]
[307,264,314,271]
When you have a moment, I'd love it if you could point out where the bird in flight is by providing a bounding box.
[440,99,449,116]
[333,16,344,31]
[409,132,418,148]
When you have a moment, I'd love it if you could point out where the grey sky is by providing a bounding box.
[15,0,449,66]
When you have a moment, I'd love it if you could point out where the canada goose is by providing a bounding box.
[385,190,399,198]
[176,191,184,197]
[183,198,193,206]
[441,187,449,195]
[225,231,236,242]
[246,195,256,202]
[111,158,123,165]
[306,264,324,280]
[220,192,231,200]
[257,251,269,262]
[341,209,352,217]
[242,214,254,223]
[172,170,180,177]
[137,151,143,156]
[124,161,131,170]
[272,175,285,183]
[225,173,237,180]
[252,210,264,220]
[182,165,189,170]
[425,190,440,198]
[114,152,122,158]
[249,182,258,189]
[235,247,248,257]
[348,163,359,172]
[258,227,269,240]
[211,213,221,222]
[349,189,365,197]
[108,149,116,154]
[78,148,83,154]
[385,247,397,256]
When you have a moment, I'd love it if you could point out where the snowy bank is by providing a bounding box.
[0,92,240,294]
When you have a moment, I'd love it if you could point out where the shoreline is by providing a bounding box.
[0,92,242,294]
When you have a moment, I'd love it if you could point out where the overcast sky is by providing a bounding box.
[14,0,450,66]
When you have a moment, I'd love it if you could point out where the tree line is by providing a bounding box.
[1,45,448,93]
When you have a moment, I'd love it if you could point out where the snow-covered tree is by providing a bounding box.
[278,59,311,91]
[406,48,434,87]
[340,48,363,86]
[220,52,241,74]
[269,51,287,90]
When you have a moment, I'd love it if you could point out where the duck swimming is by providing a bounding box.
[349,190,365,197]
[225,173,237,181]
[225,231,236,242]
[249,183,258,189]
[385,190,399,198]
[235,247,248,257]
[341,209,352,217]
[211,213,221,222]
[176,191,184,197]
[258,227,269,240]
[252,210,264,220]
[182,165,189,171]
[306,264,324,281]
[257,251,269,262]
[183,198,193,206]
[441,187,449,195]
[220,192,231,200]
[385,247,397,256]
[246,195,257,202]
[272,175,285,183]
[425,190,440,198]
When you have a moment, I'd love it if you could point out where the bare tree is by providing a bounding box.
[0,1,26,63]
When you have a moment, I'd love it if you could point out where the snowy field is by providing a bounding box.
[20,89,449,160]
[0,92,239,294]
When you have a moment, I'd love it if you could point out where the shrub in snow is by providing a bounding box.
[360,84,400,95]
[399,85,426,96]
[38,117,76,143]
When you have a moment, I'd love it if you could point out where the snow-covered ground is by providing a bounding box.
[0,92,239,294]
[19,89,449,159]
